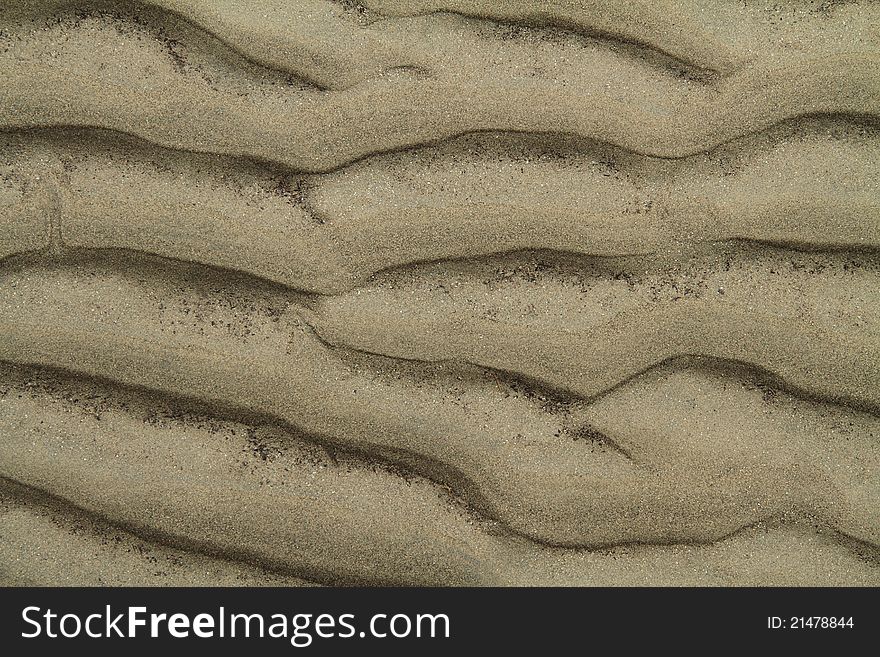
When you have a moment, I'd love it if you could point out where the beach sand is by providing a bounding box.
[0,0,877,586]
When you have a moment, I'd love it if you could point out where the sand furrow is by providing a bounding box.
[2,0,877,587]
[1,8,878,171]
[0,254,876,547]
[359,0,880,74]
[0,0,424,91]
[2,121,877,292]
[0,479,313,586]
[6,0,878,87]
[309,247,880,411]
[0,364,877,586]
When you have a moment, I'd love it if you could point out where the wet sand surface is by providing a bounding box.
[0,0,878,586]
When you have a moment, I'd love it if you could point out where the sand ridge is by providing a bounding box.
[0,1,877,585]
[1,3,878,169]
[1,363,877,586]
[1,121,878,293]
[5,0,878,87]
[0,254,876,549]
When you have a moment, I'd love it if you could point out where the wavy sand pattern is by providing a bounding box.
[0,1,877,586]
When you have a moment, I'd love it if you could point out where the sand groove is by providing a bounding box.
[0,254,877,549]
[357,0,880,75]
[5,0,878,87]
[1,1,877,585]
[308,247,880,410]
[0,479,314,586]
[1,4,878,170]
[1,121,878,293]
[1,363,877,586]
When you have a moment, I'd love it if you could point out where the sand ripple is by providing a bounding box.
[0,0,877,585]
